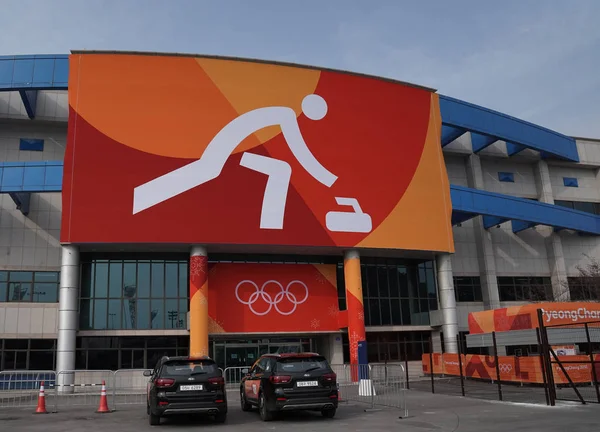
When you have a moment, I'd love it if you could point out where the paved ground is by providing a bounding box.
[1,389,599,431]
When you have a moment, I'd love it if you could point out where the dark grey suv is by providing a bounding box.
[145,356,227,426]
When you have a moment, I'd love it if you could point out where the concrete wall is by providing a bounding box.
[0,302,58,338]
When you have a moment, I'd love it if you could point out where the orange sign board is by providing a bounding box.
[468,302,600,334]
[207,263,339,333]
[422,353,599,385]
[62,53,454,252]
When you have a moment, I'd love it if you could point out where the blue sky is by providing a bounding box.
[1,0,599,137]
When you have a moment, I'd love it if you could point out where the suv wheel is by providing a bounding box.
[240,389,251,412]
[259,393,273,422]
[322,408,336,419]
[214,412,227,423]
[149,411,160,426]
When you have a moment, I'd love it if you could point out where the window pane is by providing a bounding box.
[574,201,596,214]
[137,299,150,329]
[31,339,55,349]
[88,350,118,371]
[123,298,136,329]
[388,268,400,297]
[109,262,123,298]
[380,299,392,325]
[0,271,7,282]
[390,299,401,325]
[33,282,58,302]
[80,299,93,330]
[165,299,179,329]
[0,282,7,302]
[108,299,121,329]
[35,272,59,283]
[151,262,164,298]
[401,299,411,325]
[178,299,187,329]
[94,299,107,329]
[123,262,137,295]
[5,339,28,349]
[377,267,389,297]
[368,298,380,326]
[137,262,150,298]
[426,267,436,298]
[95,263,109,298]
[473,280,483,301]
[398,267,409,297]
[80,263,94,298]
[366,267,378,298]
[499,286,516,301]
[10,271,33,282]
[30,350,54,370]
[165,262,178,298]
[179,262,188,297]
[151,299,165,329]
[9,282,31,301]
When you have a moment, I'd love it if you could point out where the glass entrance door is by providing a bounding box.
[224,345,259,368]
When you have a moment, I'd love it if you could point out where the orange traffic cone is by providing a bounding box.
[96,380,110,413]
[35,381,47,414]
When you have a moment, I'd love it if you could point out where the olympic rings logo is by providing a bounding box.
[499,364,512,373]
[235,280,309,316]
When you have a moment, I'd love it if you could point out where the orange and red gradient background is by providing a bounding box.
[61,53,454,251]
[423,352,600,385]
[206,263,339,333]
[468,302,600,334]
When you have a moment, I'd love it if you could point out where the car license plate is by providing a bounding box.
[179,385,203,391]
[297,381,318,387]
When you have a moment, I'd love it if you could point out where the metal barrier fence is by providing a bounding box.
[223,366,252,390]
[1,364,407,416]
[332,364,407,417]
[113,369,152,409]
[54,370,115,411]
[0,371,57,409]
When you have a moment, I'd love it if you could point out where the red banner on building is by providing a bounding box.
[207,263,339,333]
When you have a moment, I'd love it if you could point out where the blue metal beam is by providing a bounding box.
[9,192,31,216]
[18,90,38,119]
[439,95,579,162]
[471,132,498,153]
[441,125,466,147]
[452,211,476,226]
[483,216,509,229]
[511,220,538,233]
[450,185,600,235]
[505,142,526,156]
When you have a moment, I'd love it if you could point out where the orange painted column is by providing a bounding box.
[190,246,209,357]
[344,250,366,372]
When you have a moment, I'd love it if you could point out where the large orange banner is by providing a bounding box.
[61,52,453,252]
[468,302,600,334]
[207,263,339,333]
[422,353,600,385]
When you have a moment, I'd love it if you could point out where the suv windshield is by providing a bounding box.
[275,356,329,373]
[161,360,218,377]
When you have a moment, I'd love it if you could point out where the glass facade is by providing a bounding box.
[341,331,430,362]
[75,336,190,370]
[337,258,437,326]
[453,276,483,302]
[0,339,56,370]
[497,276,552,301]
[79,255,189,330]
[79,254,438,331]
[568,277,600,301]
[0,271,60,303]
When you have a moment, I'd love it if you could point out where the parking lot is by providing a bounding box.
[1,389,600,432]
